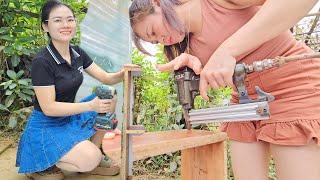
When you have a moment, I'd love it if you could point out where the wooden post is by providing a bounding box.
[121,69,130,180]
[181,141,226,180]
[121,65,143,180]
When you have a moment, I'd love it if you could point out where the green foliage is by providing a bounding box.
[0,70,34,108]
[134,152,181,178]
[0,0,87,132]
[132,47,183,132]
[269,158,277,180]
[1,0,46,65]
[0,0,87,64]
[194,87,232,109]
[131,47,183,177]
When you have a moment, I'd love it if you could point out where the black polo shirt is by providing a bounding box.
[31,42,93,112]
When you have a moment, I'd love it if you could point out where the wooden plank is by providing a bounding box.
[211,142,227,180]
[126,130,145,135]
[181,147,195,179]
[103,130,227,164]
[121,70,130,179]
[181,141,226,180]
[129,125,145,130]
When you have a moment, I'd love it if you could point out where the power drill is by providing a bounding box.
[94,85,118,131]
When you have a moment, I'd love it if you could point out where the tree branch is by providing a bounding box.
[8,9,38,18]
[306,11,320,17]
[305,7,320,44]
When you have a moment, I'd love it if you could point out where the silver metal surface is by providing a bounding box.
[189,101,270,124]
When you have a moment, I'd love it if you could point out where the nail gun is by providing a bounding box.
[174,52,320,130]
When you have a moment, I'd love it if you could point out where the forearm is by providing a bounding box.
[41,101,93,117]
[100,70,124,85]
[85,63,124,85]
[219,0,318,57]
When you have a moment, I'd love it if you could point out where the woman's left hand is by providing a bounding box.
[117,63,140,77]
[199,47,237,100]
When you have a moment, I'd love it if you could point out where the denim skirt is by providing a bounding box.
[16,94,98,173]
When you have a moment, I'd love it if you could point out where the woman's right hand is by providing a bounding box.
[89,97,113,113]
[156,53,203,74]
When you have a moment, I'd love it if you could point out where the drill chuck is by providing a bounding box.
[95,85,117,99]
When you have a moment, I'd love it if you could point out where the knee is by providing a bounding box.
[77,147,102,172]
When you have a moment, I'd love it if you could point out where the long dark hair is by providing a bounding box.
[40,0,75,38]
[129,0,189,61]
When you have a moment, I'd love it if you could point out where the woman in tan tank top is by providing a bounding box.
[130,0,320,179]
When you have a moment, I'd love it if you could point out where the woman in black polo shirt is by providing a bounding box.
[16,0,123,178]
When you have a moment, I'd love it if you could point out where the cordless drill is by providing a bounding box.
[93,85,118,131]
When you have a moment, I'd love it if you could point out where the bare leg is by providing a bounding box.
[230,140,270,180]
[270,140,320,180]
[91,130,106,148]
[56,140,102,172]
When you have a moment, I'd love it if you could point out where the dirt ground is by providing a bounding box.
[0,141,173,180]
[0,142,120,180]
